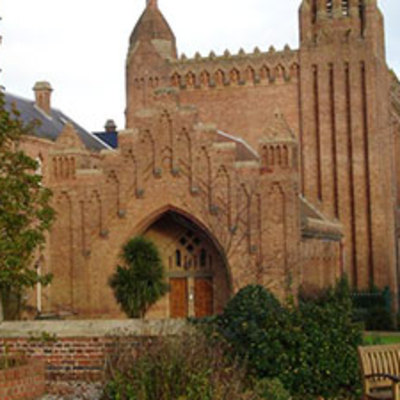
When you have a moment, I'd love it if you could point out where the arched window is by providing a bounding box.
[186,71,195,88]
[215,70,225,86]
[35,155,43,177]
[171,73,181,87]
[269,146,275,166]
[200,71,210,87]
[200,249,207,268]
[176,249,181,267]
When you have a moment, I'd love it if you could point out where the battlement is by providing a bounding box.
[168,46,299,90]
[173,44,297,65]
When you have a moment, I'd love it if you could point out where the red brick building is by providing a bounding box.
[8,0,400,318]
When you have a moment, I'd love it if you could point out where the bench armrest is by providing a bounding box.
[365,373,400,383]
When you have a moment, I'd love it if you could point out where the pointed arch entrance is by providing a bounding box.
[142,210,230,318]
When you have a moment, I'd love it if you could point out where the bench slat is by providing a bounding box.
[358,344,400,400]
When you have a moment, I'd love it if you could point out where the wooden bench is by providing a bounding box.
[358,344,400,400]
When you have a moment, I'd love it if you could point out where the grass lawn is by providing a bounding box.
[363,333,400,345]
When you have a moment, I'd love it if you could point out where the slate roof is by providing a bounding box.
[4,92,110,152]
[93,131,118,149]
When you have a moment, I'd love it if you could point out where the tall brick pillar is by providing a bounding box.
[298,0,397,302]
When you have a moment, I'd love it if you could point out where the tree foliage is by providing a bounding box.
[109,236,168,318]
[0,92,55,316]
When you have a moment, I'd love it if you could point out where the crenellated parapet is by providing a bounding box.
[168,46,299,90]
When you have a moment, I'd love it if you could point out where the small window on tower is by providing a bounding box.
[35,156,43,179]
[342,0,349,16]
[359,0,365,36]
[312,0,317,23]
[326,0,333,15]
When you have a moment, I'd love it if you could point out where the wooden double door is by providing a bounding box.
[170,277,213,318]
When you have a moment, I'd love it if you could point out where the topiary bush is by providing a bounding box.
[109,236,168,318]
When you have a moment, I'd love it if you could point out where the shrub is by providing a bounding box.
[109,236,168,318]
[216,285,295,379]
[250,378,291,400]
[214,279,362,399]
[291,278,362,399]
[102,331,256,400]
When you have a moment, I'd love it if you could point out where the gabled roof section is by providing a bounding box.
[56,122,86,150]
[261,110,296,143]
[4,92,110,152]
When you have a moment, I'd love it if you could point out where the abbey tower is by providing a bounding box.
[124,0,400,299]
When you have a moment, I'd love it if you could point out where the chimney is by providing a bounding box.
[33,81,53,115]
[105,119,117,133]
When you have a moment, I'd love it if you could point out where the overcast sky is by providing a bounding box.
[1,0,399,132]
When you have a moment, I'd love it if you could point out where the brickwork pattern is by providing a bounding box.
[0,320,187,395]
[0,359,45,400]
[0,337,143,395]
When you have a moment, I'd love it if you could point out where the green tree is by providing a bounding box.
[0,93,55,319]
[109,236,168,318]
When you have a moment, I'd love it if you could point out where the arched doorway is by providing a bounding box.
[143,211,230,318]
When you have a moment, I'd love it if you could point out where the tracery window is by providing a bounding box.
[171,230,212,272]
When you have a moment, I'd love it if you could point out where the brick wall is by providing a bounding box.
[0,358,45,400]
[300,238,343,291]
[0,320,186,395]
